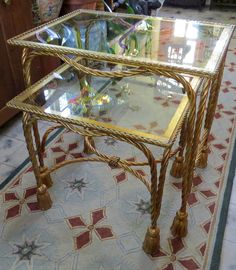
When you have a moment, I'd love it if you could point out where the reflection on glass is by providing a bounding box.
[174,20,186,38]
[183,40,197,65]
[19,11,230,72]
[25,64,193,137]
[186,22,199,39]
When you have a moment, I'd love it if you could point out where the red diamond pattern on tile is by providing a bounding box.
[92,209,105,225]
[169,238,185,254]
[95,226,114,240]
[4,192,19,202]
[51,146,64,153]
[213,144,226,150]
[223,110,234,116]
[56,155,67,164]
[178,257,200,270]
[222,87,229,93]
[202,221,211,234]
[56,136,63,143]
[215,180,220,189]
[68,142,78,151]
[216,165,224,174]
[75,230,92,250]
[6,205,21,220]
[207,202,216,215]
[221,153,227,160]
[26,202,40,212]
[67,208,115,250]
[114,171,127,184]
[171,181,182,190]
[152,248,168,258]
[198,243,206,257]
[135,169,146,176]
[188,193,199,207]
[26,167,33,173]
[200,190,216,199]
[4,185,39,220]
[70,152,84,159]
[67,216,87,228]
[192,176,203,187]
[224,80,232,86]
[24,187,37,199]
[208,134,215,142]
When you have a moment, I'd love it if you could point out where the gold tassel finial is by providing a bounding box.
[170,156,184,178]
[37,184,52,210]
[171,211,188,237]
[40,167,53,188]
[142,227,160,255]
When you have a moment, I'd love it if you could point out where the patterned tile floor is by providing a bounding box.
[0,112,235,269]
[1,6,236,269]
[0,115,54,184]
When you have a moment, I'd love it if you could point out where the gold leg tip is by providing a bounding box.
[142,227,160,255]
[37,184,52,210]
[171,211,188,237]
[170,156,184,178]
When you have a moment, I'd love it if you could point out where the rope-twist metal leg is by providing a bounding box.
[197,56,226,168]
[22,112,52,210]
[171,78,210,237]
[22,48,54,188]
[170,118,187,178]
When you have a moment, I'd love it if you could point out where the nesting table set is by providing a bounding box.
[7,10,234,254]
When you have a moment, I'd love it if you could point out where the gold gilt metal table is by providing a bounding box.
[7,10,234,255]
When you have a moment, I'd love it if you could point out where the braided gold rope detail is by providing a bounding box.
[22,112,42,187]
[17,48,196,149]
[39,124,180,167]
[197,57,225,159]
[84,137,151,191]
[178,113,188,157]
[170,114,187,178]
[56,53,146,78]
[129,140,158,229]
[29,112,170,146]
[85,133,160,229]
[155,148,171,222]
[22,48,43,87]
[32,120,44,167]
[40,125,62,158]
[180,78,210,213]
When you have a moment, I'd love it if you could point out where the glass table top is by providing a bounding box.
[9,10,234,74]
[10,61,201,143]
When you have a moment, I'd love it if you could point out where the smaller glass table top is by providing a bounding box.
[9,61,201,143]
[8,10,235,74]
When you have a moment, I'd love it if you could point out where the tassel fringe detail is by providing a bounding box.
[37,184,52,210]
[171,211,188,237]
[170,156,184,178]
[143,227,160,255]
